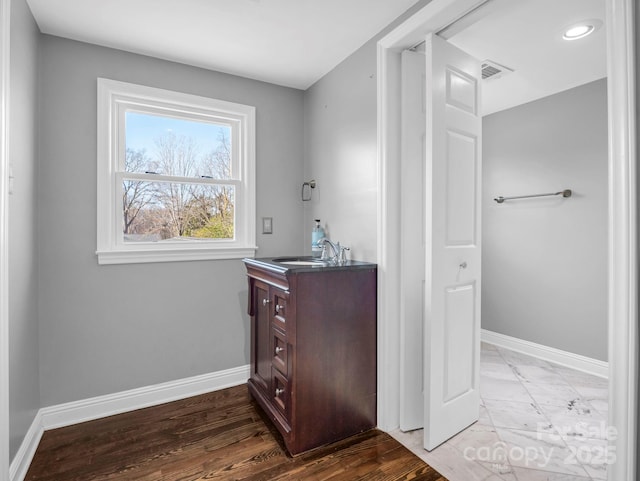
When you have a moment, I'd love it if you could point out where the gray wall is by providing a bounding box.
[303,1,431,263]
[37,36,304,406]
[482,79,608,361]
[303,41,378,261]
[9,0,40,461]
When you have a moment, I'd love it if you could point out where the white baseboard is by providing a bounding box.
[40,364,251,430]
[10,364,250,481]
[481,329,608,378]
[9,411,43,481]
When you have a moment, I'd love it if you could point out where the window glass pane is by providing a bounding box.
[125,112,232,179]
[123,180,235,241]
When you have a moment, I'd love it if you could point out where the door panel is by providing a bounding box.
[446,66,477,114]
[443,283,476,402]
[424,33,482,451]
[399,49,427,431]
[446,129,478,245]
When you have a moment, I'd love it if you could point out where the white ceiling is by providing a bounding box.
[25,0,422,90]
[446,0,606,115]
[26,0,606,112]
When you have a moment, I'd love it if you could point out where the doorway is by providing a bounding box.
[376,0,636,480]
[400,0,609,435]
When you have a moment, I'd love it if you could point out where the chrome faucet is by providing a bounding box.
[319,237,340,261]
[318,238,350,264]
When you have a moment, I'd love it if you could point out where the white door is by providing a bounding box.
[423,33,482,450]
[399,49,426,431]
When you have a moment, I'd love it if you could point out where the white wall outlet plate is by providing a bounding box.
[262,217,273,234]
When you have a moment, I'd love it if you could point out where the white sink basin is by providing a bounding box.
[279,260,327,266]
[272,256,328,267]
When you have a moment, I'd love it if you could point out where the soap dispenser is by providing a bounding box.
[311,219,325,257]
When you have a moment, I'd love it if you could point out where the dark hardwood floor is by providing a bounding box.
[25,385,446,481]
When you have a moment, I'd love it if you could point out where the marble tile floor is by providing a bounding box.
[391,343,611,481]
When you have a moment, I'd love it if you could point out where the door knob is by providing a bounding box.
[456,261,468,282]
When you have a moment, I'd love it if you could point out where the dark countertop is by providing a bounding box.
[243,256,377,274]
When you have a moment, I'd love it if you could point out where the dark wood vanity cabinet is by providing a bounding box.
[243,259,377,455]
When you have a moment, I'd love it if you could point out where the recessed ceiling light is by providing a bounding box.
[562,19,602,41]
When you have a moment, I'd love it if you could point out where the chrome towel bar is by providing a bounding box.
[494,189,572,204]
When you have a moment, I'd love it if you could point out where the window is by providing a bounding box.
[97,79,256,264]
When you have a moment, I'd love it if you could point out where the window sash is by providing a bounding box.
[117,103,242,181]
[119,172,241,186]
[115,175,241,247]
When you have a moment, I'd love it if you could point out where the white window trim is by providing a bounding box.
[97,78,256,265]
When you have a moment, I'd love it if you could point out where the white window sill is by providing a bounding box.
[97,246,258,265]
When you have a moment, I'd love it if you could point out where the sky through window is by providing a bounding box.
[125,112,229,159]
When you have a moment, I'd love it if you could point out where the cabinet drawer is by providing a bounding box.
[272,328,288,375]
[272,368,290,419]
[272,290,288,332]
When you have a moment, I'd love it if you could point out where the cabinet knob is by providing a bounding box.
[275,346,284,354]
[275,304,284,313]
[262,299,270,306]
[275,388,284,396]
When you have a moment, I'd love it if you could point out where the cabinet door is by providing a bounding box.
[252,280,271,392]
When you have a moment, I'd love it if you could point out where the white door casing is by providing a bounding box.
[423,33,482,450]
[399,49,426,431]
[0,0,9,478]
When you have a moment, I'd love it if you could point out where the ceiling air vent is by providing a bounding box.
[481,60,514,81]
